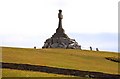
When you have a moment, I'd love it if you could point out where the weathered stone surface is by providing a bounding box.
[42,10,81,49]
[43,37,81,49]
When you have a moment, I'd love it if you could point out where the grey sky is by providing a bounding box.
[0,0,119,52]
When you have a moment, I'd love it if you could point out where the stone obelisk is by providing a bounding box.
[57,10,64,33]
[42,10,81,49]
[52,10,68,38]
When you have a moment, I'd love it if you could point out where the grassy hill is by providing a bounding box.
[1,47,119,78]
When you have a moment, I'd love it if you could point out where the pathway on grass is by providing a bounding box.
[1,62,120,79]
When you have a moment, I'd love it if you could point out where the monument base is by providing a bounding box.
[42,37,81,49]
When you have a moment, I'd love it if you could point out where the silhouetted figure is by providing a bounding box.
[34,46,36,49]
[79,45,82,50]
[96,48,99,51]
[90,46,92,51]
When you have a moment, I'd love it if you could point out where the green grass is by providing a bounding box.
[2,69,88,79]
[1,47,119,77]
[2,69,73,77]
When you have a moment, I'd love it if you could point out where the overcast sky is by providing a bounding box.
[0,0,119,52]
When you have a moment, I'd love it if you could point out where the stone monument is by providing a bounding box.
[42,10,81,49]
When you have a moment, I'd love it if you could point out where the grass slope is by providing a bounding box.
[1,47,119,77]
[2,69,73,77]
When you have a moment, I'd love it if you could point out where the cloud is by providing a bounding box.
[1,33,118,52]
[68,33,118,52]
[0,0,118,52]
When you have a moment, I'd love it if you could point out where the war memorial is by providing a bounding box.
[42,10,81,49]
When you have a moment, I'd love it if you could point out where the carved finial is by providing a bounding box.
[59,9,62,12]
[58,9,63,19]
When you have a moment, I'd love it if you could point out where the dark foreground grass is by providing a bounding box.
[1,62,120,79]
[1,77,88,79]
